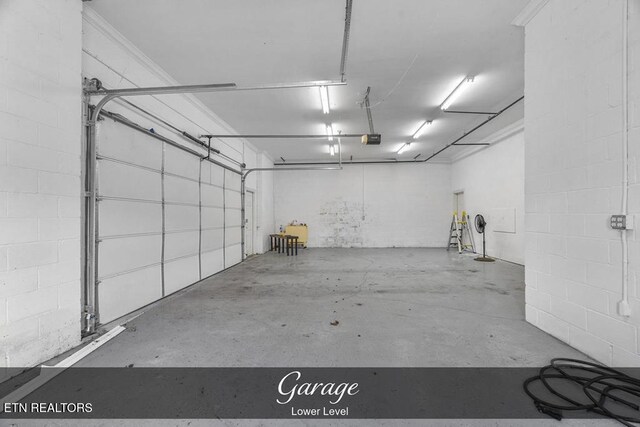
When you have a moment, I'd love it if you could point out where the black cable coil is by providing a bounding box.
[524,358,640,426]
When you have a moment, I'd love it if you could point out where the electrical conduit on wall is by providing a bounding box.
[619,0,631,317]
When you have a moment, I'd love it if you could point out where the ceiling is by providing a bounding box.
[89,0,527,162]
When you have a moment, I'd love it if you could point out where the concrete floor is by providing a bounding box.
[74,248,586,367]
[7,249,615,426]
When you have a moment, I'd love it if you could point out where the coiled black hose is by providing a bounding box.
[524,358,640,426]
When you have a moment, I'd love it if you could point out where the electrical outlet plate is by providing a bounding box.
[611,215,628,230]
[618,300,632,317]
[626,215,635,230]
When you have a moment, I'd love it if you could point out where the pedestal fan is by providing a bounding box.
[474,214,495,262]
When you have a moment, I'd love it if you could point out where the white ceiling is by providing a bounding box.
[89,0,527,162]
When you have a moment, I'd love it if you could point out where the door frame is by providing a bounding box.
[453,189,465,214]
[244,189,255,257]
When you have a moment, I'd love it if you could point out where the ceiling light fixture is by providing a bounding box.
[326,124,334,141]
[397,142,410,154]
[329,144,335,156]
[440,76,475,111]
[319,86,330,114]
[412,120,433,139]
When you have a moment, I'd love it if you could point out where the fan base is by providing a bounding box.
[474,256,495,263]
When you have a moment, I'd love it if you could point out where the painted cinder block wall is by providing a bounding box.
[524,0,640,365]
[451,124,525,265]
[274,163,451,248]
[0,0,83,367]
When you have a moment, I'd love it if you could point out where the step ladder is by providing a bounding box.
[447,211,476,254]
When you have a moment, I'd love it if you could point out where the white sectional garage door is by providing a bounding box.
[95,117,242,324]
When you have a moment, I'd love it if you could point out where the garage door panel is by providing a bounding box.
[201,228,224,252]
[164,255,200,295]
[165,230,200,260]
[99,200,162,237]
[202,207,224,229]
[225,190,241,208]
[95,117,245,326]
[98,265,162,324]
[225,227,241,246]
[165,204,199,231]
[225,209,241,227]
[201,162,212,185]
[211,166,224,187]
[225,244,242,268]
[97,120,162,169]
[201,184,223,207]
[225,171,241,190]
[98,161,161,201]
[165,145,200,181]
[164,175,199,204]
[98,234,162,278]
[201,249,224,278]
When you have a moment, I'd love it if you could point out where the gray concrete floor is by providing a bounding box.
[6,249,612,426]
[74,248,586,367]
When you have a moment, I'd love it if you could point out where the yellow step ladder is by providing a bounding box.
[447,211,476,254]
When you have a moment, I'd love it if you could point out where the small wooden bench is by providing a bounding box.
[269,234,280,252]
[270,234,298,256]
[284,235,298,256]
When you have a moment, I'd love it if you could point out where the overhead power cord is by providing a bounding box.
[366,53,419,110]
[523,358,640,426]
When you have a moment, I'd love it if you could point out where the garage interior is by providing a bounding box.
[1,0,640,392]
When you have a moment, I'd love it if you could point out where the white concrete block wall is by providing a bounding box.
[524,0,640,365]
[274,163,451,247]
[451,124,525,264]
[0,0,83,367]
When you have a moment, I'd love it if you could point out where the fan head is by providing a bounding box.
[475,214,486,234]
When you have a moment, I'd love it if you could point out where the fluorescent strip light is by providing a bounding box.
[326,124,334,141]
[397,142,410,154]
[319,86,330,114]
[329,144,335,156]
[440,76,475,111]
[412,120,432,139]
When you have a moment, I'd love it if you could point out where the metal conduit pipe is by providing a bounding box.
[239,138,343,260]
[270,96,524,167]
[619,0,630,316]
[422,96,524,162]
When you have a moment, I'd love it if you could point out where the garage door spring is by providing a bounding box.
[523,358,640,426]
